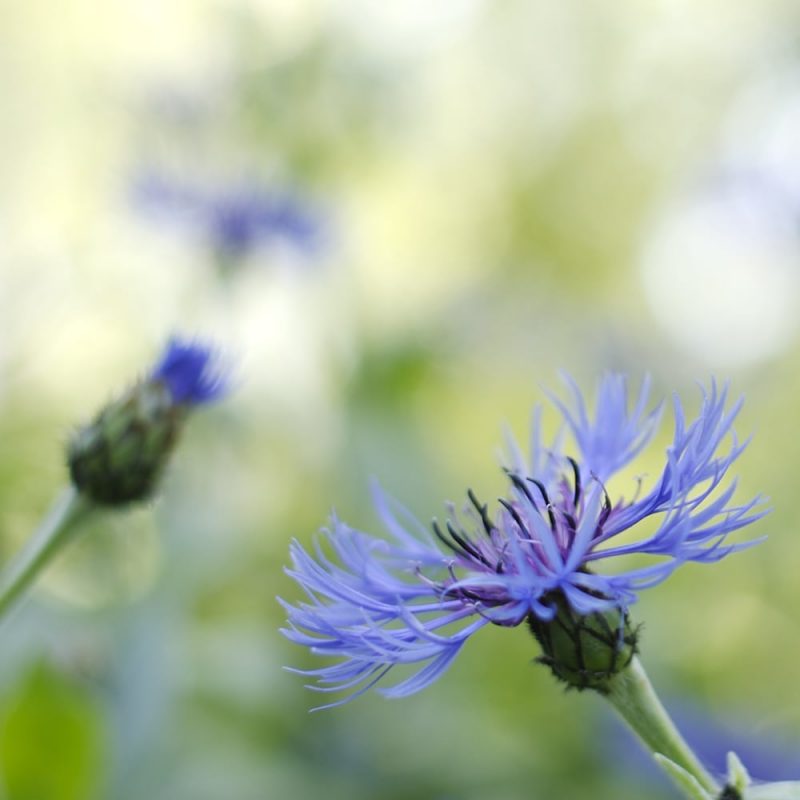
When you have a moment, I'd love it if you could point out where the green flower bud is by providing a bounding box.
[527,592,640,693]
[67,382,185,507]
[66,338,228,507]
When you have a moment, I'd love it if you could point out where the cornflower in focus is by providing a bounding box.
[282,374,766,708]
[131,170,328,264]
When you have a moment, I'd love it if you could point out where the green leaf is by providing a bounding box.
[0,662,105,800]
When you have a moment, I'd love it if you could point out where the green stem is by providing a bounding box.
[605,656,718,796]
[0,487,92,620]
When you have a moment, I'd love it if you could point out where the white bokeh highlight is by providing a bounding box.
[641,185,800,368]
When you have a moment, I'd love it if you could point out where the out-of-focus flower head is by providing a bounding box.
[282,374,766,708]
[68,336,230,507]
[131,170,328,263]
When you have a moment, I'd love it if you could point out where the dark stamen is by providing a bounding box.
[562,512,577,534]
[432,519,465,558]
[444,565,484,603]
[446,521,492,567]
[567,456,581,508]
[527,478,557,530]
[528,478,551,505]
[498,498,531,541]
[467,488,496,537]
[506,471,542,510]
[431,517,493,568]
[599,485,612,526]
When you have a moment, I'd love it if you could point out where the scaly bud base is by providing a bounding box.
[527,593,639,693]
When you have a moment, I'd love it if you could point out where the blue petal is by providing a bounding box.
[150,336,229,405]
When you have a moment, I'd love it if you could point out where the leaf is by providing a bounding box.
[0,662,105,800]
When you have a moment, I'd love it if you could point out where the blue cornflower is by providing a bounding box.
[151,337,229,406]
[131,171,327,261]
[68,336,229,506]
[282,374,766,708]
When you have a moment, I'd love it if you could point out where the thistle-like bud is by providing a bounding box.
[67,338,228,506]
[527,592,639,693]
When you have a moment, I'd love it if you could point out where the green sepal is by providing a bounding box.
[721,751,751,798]
[716,752,800,800]
[527,592,639,692]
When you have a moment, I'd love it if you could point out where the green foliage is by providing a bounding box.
[0,663,104,800]
[0,2,794,798]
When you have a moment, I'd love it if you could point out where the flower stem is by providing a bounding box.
[604,656,718,796]
[0,487,92,620]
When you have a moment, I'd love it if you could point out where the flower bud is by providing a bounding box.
[528,593,639,693]
[67,338,227,507]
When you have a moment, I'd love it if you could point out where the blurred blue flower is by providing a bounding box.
[131,171,327,261]
[282,375,766,708]
[150,336,229,406]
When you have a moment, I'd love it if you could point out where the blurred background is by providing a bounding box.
[0,1,799,798]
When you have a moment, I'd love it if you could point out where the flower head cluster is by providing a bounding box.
[132,171,326,261]
[282,375,766,708]
[68,336,229,506]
